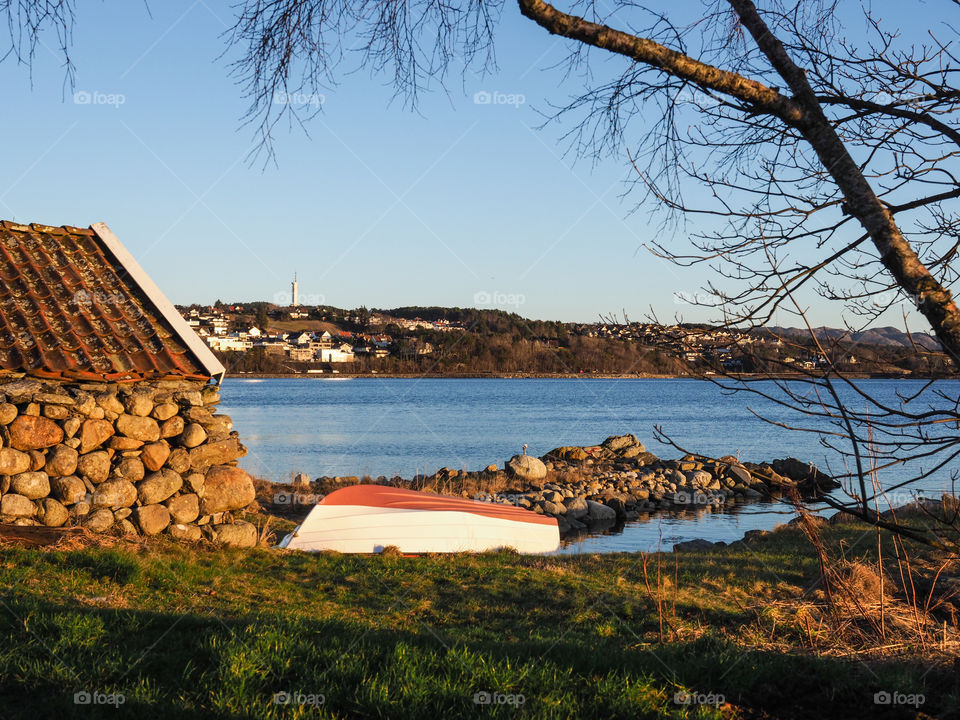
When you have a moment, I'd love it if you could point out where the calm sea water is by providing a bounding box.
[220,377,959,552]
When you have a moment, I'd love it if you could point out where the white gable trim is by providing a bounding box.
[90,222,226,384]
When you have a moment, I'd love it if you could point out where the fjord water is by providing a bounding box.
[220,377,959,552]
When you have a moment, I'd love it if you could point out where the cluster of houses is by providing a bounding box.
[181,309,394,364]
[203,328,395,363]
[573,322,862,370]
[575,322,758,365]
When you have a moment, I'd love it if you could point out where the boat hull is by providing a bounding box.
[279,503,560,554]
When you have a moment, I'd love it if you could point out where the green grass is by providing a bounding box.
[0,522,955,719]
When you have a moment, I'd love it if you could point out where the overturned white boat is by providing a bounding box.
[278,485,560,554]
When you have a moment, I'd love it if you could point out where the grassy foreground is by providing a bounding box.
[0,519,957,719]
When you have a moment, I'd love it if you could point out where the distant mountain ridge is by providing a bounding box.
[758,326,940,350]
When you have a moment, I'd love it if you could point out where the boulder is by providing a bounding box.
[211,521,258,548]
[43,405,70,420]
[116,518,138,535]
[116,414,160,442]
[84,508,115,532]
[167,523,202,541]
[37,498,69,527]
[50,475,88,505]
[674,538,715,552]
[726,464,752,486]
[0,402,18,425]
[79,418,115,453]
[586,500,617,523]
[115,456,145,482]
[151,402,179,421]
[133,504,171,535]
[198,465,255,514]
[92,479,138,509]
[205,415,233,439]
[1,379,42,400]
[563,496,589,520]
[137,469,183,505]
[73,393,96,416]
[28,450,45,471]
[605,496,628,518]
[109,436,144,451]
[601,434,643,452]
[0,447,31,475]
[541,500,566,515]
[189,438,247,470]
[44,444,79,477]
[183,406,214,425]
[771,457,840,492]
[10,471,50,499]
[173,390,203,407]
[179,423,207,448]
[184,472,205,493]
[684,470,713,487]
[506,454,547,482]
[166,447,191,474]
[8,415,64,450]
[0,493,36,517]
[77,451,111,484]
[160,416,185,439]
[123,393,154,417]
[166,493,200,524]
[546,446,588,462]
[95,392,125,415]
[141,441,171,472]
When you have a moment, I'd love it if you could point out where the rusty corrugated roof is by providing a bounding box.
[0,220,218,382]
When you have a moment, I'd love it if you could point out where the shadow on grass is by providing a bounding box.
[0,594,955,719]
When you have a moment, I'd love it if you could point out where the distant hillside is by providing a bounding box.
[758,326,940,350]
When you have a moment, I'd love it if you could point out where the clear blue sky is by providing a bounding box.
[0,1,938,327]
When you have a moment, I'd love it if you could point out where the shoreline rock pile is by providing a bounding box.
[0,377,258,546]
[499,434,838,534]
[308,434,839,536]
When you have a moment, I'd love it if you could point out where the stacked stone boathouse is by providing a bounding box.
[0,220,257,545]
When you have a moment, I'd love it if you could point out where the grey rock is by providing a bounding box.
[586,500,617,522]
[506,454,547,481]
[84,508,115,532]
[10,471,50,499]
[211,521,258,548]
[563,496,589,520]
[1,493,36,517]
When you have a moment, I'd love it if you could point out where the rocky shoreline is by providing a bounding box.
[302,434,840,536]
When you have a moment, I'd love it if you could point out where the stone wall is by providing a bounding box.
[0,377,258,546]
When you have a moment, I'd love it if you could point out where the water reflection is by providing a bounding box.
[556,495,829,554]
